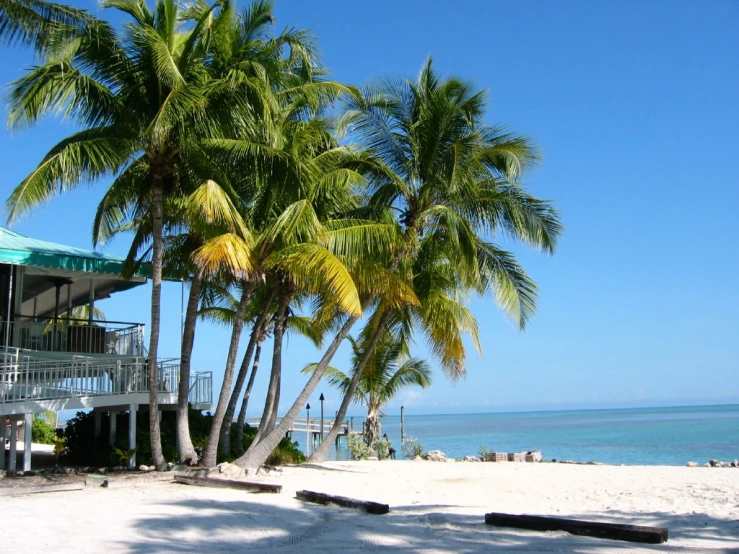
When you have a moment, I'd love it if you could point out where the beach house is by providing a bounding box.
[0,226,212,471]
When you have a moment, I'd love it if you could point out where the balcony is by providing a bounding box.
[2,315,146,357]
[0,348,213,412]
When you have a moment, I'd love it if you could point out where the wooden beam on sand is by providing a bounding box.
[0,481,85,496]
[174,475,281,493]
[484,512,668,544]
[296,490,389,514]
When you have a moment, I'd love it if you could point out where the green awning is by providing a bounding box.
[0,225,150,278]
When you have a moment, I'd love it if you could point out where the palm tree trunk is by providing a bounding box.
[254,291,291,444]
[365,408,381,449]
[200,281,254,467]
[308,310,390,463]
[218,291,274,457]
[176,271,202,464]
[234,310,363,469]
[148,178,166,471]
[234,337,264,456]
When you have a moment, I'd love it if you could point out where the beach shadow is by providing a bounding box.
[116,495,739,553]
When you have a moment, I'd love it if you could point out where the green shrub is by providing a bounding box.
[31,417,58,445]
[61,408,305,467]
[347,432,373,460]
[402,437,426,459]
[374,437,391,460]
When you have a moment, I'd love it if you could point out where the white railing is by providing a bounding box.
[1,316,146,356]
[0,348,212,408]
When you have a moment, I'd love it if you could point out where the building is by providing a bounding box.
[0,225,212,470]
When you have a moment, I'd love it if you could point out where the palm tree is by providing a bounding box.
[4,0,260,469]
[306,331,431,449]
[299,59,564,465]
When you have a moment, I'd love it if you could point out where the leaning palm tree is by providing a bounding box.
[4,0,262,469]
[241,60,563,469]
[305,331,431,449]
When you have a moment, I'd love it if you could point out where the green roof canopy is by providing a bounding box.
[0,226,149,278]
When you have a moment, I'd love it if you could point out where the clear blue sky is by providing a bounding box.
[1,0,737,417]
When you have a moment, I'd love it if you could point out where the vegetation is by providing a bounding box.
[60,408,303,467]
[2,0,561,470]
[402,437,427,459]
[304,332,431,450]
[31,415,58,445]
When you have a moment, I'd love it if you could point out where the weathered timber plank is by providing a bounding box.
[174,475,281,493]
[296,490,389,514]
[0,481,85,496]
[484,512,668,544]
[103,473,176,488]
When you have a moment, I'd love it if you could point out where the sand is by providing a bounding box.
[2,460,738,553]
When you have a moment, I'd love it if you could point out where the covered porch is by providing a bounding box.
[0,225,212,471]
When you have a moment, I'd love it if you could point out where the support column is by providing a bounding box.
[23,412,32,472]
[108,411,117,446]
[9,418,17,471]
[94,409,102,440]
[128,404,136,468]
[0,417,7,469]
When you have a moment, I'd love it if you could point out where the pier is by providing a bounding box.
[242,416,354,455]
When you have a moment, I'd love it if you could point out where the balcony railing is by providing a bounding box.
[0,348,212,408]
[1,316,146,356]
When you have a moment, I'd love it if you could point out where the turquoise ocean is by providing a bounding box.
[296,404,739,466]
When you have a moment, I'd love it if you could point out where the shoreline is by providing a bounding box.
[2,459,737,553]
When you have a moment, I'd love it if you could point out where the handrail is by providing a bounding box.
[0,349,212,408]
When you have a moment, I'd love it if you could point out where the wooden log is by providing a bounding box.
[103,472,176,488]
[484,512,668,544]
[296,490,389,514]
[174,475,281,493]
[0,481,85,496]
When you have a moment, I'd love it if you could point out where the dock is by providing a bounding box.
[242,416,354,455]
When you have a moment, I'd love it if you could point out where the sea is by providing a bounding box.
[295,404,739,466]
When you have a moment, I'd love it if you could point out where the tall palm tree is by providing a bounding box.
[305,331,431,449]
[4,0,260,469]
[238,59,563,469]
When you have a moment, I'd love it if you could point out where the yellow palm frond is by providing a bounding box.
[192,232,254,278]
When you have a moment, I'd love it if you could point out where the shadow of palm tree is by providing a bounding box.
[117,493,739,553]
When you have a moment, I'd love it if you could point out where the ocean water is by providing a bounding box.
[296,404,739,466]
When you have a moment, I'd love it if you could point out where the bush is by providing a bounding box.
[31,417,58,445]
[347,432,373,460]
[402,437,426,459]
[61,408,305,467]
[374,437,392,460]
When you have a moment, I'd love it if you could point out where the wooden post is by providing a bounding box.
[400,406,405,446]
[128,404,136,468]
[305,417,310,456]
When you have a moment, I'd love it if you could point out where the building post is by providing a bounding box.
[23,412,32,471]
[9,418,18,471]
[0,417,6,469]
[109,411,117,445]
[94,408,102,440]
[128,404,136,468]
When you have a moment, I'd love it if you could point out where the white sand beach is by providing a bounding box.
[3,460,738,553]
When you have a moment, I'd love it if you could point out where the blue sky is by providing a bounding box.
[1,0,737,417]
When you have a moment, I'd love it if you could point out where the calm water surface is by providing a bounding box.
[293,404,739,466]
